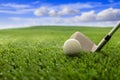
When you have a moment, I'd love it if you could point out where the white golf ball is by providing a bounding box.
[63,39,81,55]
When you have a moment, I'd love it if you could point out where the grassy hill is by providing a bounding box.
[0,26,120,80]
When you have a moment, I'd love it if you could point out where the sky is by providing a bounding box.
[0,0,120,29]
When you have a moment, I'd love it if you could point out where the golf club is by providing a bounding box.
[94,22,120,52]
[63,22,120,53]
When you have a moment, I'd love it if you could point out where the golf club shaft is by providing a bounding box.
[95,22,120,52]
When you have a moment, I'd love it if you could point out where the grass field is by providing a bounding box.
[0,26,120,80]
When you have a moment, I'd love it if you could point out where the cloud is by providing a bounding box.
[6,7,120,29]
[33,2,94,16]
[0,2,120,29]
[48,9,57,16]
[34,7,80,16]
[0,8,34,14]
[97,8,120,21]
[34,7,48,16]
[8,15,119,29]
[0,3,34,14]
[29,8,120,27]
[74,11,96,22]
[0,3,30,9]
[72,8,120,22]
[56,3,93,9]
[58,7,79,16]
[33,1,120,18]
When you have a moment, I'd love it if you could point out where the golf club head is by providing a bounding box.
[70,32,97,52]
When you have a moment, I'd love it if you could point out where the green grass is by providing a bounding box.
[0,26,120,80]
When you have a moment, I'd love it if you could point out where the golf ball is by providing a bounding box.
[63,39,81,55]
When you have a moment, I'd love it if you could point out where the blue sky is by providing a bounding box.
[0,0,120,29]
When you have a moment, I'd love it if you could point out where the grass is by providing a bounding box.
[0,26,120,80]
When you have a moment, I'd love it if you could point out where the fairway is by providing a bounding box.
[0,26,120,80]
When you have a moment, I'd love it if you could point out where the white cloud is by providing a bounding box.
[33,2,94,16]
[97,8,120,21]
[34,7,80,16]
[7,16,119,29]
[72,8,120,22]
[0,2,120,29]
[58,7,79,16]
[3,7,120,29]
[48,9,57,16]
[0,8,34,14]
[57,3,93,10]
[34,7,48,16]
[0,3,30,9]
[0,3,35,14]
[33,2,120,17]
[74,11,96,22]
